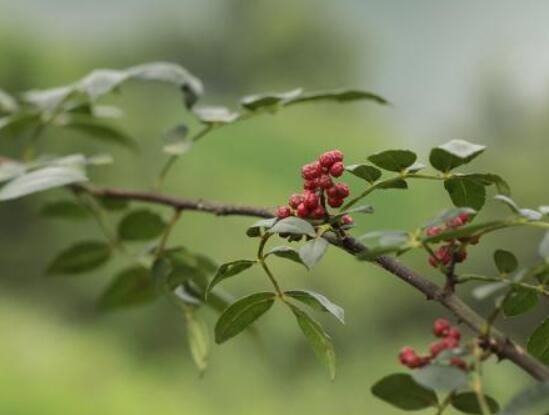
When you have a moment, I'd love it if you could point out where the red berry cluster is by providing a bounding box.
[398,318,468,371]
[276,150,352,223]
[426,212,478,268]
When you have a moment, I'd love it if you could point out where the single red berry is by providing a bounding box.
[288,193,303,209]
[310,206,326,219]
[331,149,344,162]
[304,192,320,210]
[296,203,309,218]
[450,357,468,371]
[301,162,322,180]
[407,355,424,369]
[458,212,471,224]
[329,161,345,177]
[426,226,442,237]
[326,185,339,198]
[447,215,465,228]
[442,337,459,349]
[319,174,333,189]
[399,346,416,365]
[328,197,344,208]
[436,245,452,265]
[303,178,320,190]
[433,318,451,337]
[429,255,439,268]
[429,340,447,358]
[341,214,353,225]
[319,152,336,168]
[418,356,432,368]
[446,327,461,341]
[276,206,292,219]
[334,183,350,198]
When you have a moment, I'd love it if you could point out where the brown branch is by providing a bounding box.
[75,184,549,382]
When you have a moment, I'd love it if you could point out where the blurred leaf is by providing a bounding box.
[206,260,257,298]
[539,206,549,216]
[451,392,499,414]
[423,207,476,229]
[285,289,344,324]
[444,176,486,211]
[0,112,41,140]
[371,373,438,410]
[286,89,388,106]
[539,232,549,259]
[358,231,410,260]
[241,88,303,110]
[288,303,336,380]
[173,285,202,306]
[423,221,505,244]
[99,266,156,311]
[377,178,408,189]
[47,240,111,275]
[472,281,509,300]
[0,166,88,201]
[264,246,306,268]
[118,209,167,241]
[246,217,277,237]
[163,125,191,155]
[429,139,486,172]
[407,161,426,173]
[185,311,210,373]
[214,292,275,343]
[345,164,382,183]
[527,318,549,365]
[23,86,75,112]
[299,238,329,269]
[0,160,25,183]
[40,200,89,220]
[412,364,469,392]
[519,208,543,221]
[499,382,549,415]
[367,149,417,172]
[269,216,316,237]
[494,194,520,213]
[466,173,511,196]
[493,249,518,274]
[330,205,374,223]
[502,287,538,317]
[55,114,137,150]
[98,196,130,211]
[0,89,17,114]
[150,256,173,288]
[193,106,239,125]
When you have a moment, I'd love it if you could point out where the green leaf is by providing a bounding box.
[240,88,303,110]
[539,206,549,216]
[269,216,316,237]
[246,217,277,237]
[285,89,388,106]
[163,125,191,155]
[412,364,469,392]
[377,177,408,189]
[345,164,382,183]
[358,231,410,260]
[99,266,156,310]
[539,232,549,259]
[299,238,329,269]
[330,204,374,223]
[206,260,257,297]
[288,303,336,380]
[371,373,438,410]
[493,249,518,274]
[0,166,88,201]
[472,281,510,300]
[0,89,17,114]
[285,289,344,324]
[98,196,130,211]
[451,392,499,414]
[499,382,549,415]
[429,139,486,172]
[193,106,239,125]
[54,114,137,150]
[444,176,486,210]
[0,112,42,140]
[117,209,167,241]
[214,292,275,343]
[185,311,210,373]
[466,173,511,196]
[47,240,111,275]
[264,246,306,268]
[502,287,538,317]
[423,220,506,244]
[367,149,417,172]
[150,256,173,288]
[40,200,89,220]
[527,318,549,365]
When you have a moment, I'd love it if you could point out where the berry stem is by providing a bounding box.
[157,208,183,255]
[471,342,492,415]
[457,274,549,297]
[435,392,456,415]
[257,233,284,298]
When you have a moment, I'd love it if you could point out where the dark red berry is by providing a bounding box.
[303,178,320,190]
[296,203,309,218]
[288,193,303,209]
[435,245,452,265]
[319,174,333,189]
[429,256,439,268]
[329,161,345,177]
[442,337,459,349]
[276,206,292,219]
[304,192,320,210]
[310,206,326,219]
[326,186,339,198]
[454,249,467,263]
[447,215,466,228]
[399,346,416,365]
[319,152,336,168]
[341,215,353,225]
[334,183,350,198]
[429,340,447,358]
[426,226,442,237]
[331,149,344,162]
[458,212,471,224]
[301,162,322,180]
[447,327,461,341]
[433,319,450,337]
[328,197,344,208]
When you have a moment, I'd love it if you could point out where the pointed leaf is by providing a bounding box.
[493,249,518,274]
[193,106,239,125]
[241,88,303,110]
[47,240,111,275]
[118,209,167,241]
[0,166,88,201]
[444,177,486,211]
[265,246,306,268]
[299,238,329,269]
[412,364,469,392]
[345,164,382,183]
[269,216,316,237]
[246,217,277,237]
[285,289,344,324]
[377,178,408,189]
[288,303,336,380]
[285,89,388,106]
[163,124,191,155]
[40,200,89,220]
[185,311,210,373]
[367,150,417,172]
[429,139,486,172]
[206,260,257,297]
[451,392,499,414]
[527,318,549,365]
[371,373,438,410]
[499,382,549,415]
[0,160,25,183]
[502,287,538,317]
[214,292,275,343]
[99,266,156,310]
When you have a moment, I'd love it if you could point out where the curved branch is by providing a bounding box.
[75,184,549,382]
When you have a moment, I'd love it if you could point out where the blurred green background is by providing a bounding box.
[1,1,548,414]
